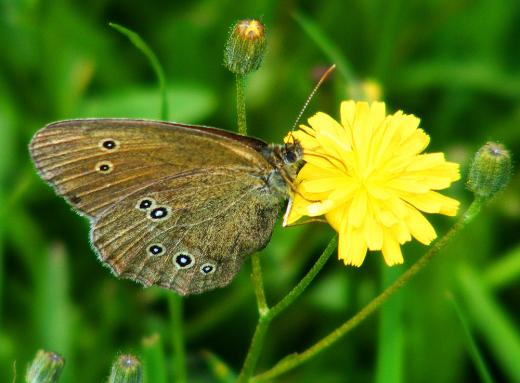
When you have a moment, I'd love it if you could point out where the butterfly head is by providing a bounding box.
[268,139,303,177]
[281,139,303,166]
[261,139,304,199]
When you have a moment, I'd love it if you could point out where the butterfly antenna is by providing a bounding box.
[291,64,336,132]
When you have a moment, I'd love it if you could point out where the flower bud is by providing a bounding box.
[224,19,266,75]
[108,354,143,383]
[26,350,65,383]
[467,142,512,199]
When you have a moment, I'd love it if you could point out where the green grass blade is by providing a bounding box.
[375,265,404,383]
[457,265,520,382]
[109,23,169,120]
[142,334,167,383]
[484,242,520,290]
[371,0,403,80]
[37,243,72,383]
[168,295,187,383]
[201,351,236,383]
[0,78,18,331]
[447,292,495,383]
[293,12,361,96]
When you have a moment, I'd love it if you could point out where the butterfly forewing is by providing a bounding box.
[30,119,269,218]
[91,168,281,295]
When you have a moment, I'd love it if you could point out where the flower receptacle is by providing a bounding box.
[467,142,512,200]
[224,19,266,75]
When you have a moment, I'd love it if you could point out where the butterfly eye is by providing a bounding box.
[283,147,297,163]
[95,161,113,174]
[174,252,195,269]
[136,197,155,211]
[200,263,216,275]
[149,206,170,221]
[147,243,164,256]
[99,138,119,151]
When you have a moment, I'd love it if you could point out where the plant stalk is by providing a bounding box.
[236,74,247,135]
[253,199,483,381]
[238,235,338,382]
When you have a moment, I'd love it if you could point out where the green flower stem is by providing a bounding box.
[237,315,270,383]
[253,199,484,382]
[269,235,338,318]
[235,74,247,135]
[168,295,187,383]
[251,253,268,315]
[238,235,338,382]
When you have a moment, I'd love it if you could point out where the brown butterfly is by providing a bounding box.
[29,119,302,295]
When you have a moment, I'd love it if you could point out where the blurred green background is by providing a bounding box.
[1,0,519,382]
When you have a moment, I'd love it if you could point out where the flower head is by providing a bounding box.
[26,350,65,383]
[224,19,267,75]
[285,101,460,266]
[467,142,512,199]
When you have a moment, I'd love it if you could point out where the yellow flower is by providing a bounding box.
[285,101,460,266]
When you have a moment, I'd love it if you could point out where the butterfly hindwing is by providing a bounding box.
[91,168,281,295]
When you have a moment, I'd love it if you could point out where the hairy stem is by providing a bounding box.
[236,74,247,135]
[238,235,338,382]
[253,199,483,381]
[251,254,268,315]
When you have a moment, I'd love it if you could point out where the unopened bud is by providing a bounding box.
[224,19,266,75]
[108,354,142,383]
[467,142,512,199]
[26,350,65,383]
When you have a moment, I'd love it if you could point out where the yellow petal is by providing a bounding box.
[407,159,461,183]
[306,182,358,216]
[364,213,383,250]
[296,163,341,180]
[303,149,346,172]
[404,205,437,245]
[388,178,431,194]
[350,102,372,167]
[292,130,319,153]
[382,196,407,221]
[340,100,357,132]
[308,113,351,154]
[391,221,412,243]
[299,176,345,194]
[398,128,430,155]
[339,224,368,266]
[348,190,367,228]
[308,112,342,135]
[382,229,404,266]
[396,114,421,141]
[307,199,335,216]
[401,191,460,216]
[284,193,311,225]
[325,205,347,232]
[406,152,445,170]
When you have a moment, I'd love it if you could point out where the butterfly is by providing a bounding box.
[29,119,303,295]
